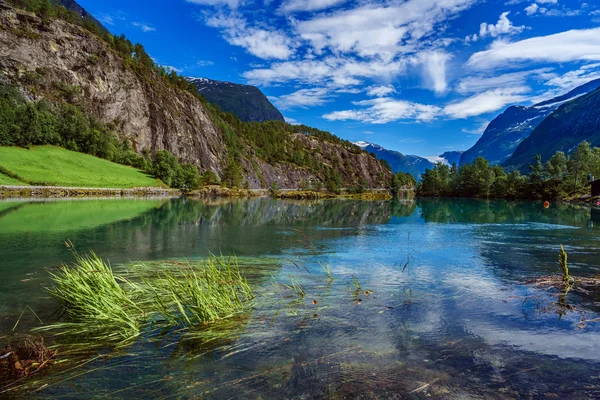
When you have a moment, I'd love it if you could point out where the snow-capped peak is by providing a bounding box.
[354,141,374,148]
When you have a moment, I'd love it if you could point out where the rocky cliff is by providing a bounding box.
[0,1,389,189]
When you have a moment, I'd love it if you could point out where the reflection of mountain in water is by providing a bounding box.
[0,199,408,275]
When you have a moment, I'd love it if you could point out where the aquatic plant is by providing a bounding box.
[320,262,334,281]
[36,253,253,345]
[558,245,573,285]
[352,275,361,290]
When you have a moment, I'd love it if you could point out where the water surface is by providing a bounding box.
[1,198,599,398]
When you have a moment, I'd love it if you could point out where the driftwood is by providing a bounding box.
[0,334,56,382]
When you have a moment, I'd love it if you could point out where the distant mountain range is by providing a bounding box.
[354,142,462,179]
[461,78,600,167]
[505,86,600,170]
[187,77,284,123]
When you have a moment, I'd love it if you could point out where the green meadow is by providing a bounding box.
[0,146,163,188]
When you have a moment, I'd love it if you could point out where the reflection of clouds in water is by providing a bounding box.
[468,325,600,362]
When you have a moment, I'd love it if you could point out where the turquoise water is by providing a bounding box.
[1,198,600,398]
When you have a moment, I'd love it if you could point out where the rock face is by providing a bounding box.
[188,77,284,123]
[0,2,389,189]
[504,87,600,171]
[460,79,600,166]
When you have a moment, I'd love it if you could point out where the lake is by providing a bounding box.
[1,197,599,398]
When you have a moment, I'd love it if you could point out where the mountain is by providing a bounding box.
[187,77,285,123]
[0,1,389,189]
[354,141,435,179]
[460,79,600,166]
[438,151,463,166]
[504,87,600,170]
[57,0,109,34]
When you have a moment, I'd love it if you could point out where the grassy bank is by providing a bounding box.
[0,146,163,188]
[0,173,27,186]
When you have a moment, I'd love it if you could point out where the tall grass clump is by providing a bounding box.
[41,252,142,342]
[36,253,253,346]
[559,245,573,285]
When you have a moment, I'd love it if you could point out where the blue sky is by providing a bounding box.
[78,0,600,158]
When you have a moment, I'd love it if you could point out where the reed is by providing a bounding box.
[36,253,253,345]
[558,245,572,285]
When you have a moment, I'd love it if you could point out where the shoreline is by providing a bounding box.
[0,185,399,201]
[0,185,182,199]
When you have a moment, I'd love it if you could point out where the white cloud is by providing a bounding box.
[295,0,478,61]
[366,85,396,97]
[462,121,490,135]
[479,12,525,39]
[132,22,156,32]
[323,97,441,124]
[468,28,600,70]
[456,68,553,94]
[443,86,530,119]
[243,57,408,87]
[206,13,295,60]
[420,51,451,93]
[271,88,332,110]
[186,0,241,8]
[543,63,600,89]
[279,0,346,13]
[525,3,539,15]
[98,14,114,25]
[197,60,214,67]
[285,116,301,125]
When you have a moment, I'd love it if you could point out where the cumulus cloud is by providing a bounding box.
[206,13,295,60]
[468,28,600,70]
[296,0,478,61]
[525,3,539,15]
[366,85,396,97]
[479,12,525,39]
[271,88,332,110]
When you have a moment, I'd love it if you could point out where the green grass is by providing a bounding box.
[0,172,27,186]
[0,146,162,188]
[35,253,254,346]
[0,199,163,234]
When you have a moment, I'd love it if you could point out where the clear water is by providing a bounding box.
[1,198,600,399]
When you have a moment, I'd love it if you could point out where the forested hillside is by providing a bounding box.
[0,0,390,190]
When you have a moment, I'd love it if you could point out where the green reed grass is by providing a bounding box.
[559,245,572,284]
[35,253,253,346]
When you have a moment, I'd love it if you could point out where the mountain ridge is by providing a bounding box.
[504,86,600,170]
[187,77,284,123]
[460,78,600,166]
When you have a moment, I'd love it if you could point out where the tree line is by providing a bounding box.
[418,142,600,199]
